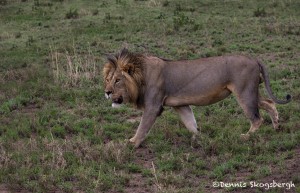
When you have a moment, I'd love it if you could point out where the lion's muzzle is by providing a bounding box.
[113,96,123,104]
[112,96,123,108]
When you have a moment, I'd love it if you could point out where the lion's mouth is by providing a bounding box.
[112,96,123,108]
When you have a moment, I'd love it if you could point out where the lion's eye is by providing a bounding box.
[115,79,121,83]
[105,78,110,83]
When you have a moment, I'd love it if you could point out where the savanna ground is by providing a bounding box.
[0,0,300,192]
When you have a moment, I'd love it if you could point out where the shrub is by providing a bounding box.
[253,7,267,17]
[0,0,7,5]
[65,9,79,19]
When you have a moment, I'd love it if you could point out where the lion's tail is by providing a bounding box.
[258,61,291,104]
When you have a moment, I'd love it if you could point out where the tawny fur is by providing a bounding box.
[103,49,291,147]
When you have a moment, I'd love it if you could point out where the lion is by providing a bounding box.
[103,48,291,147]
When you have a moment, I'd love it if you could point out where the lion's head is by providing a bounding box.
[103,49,144,108]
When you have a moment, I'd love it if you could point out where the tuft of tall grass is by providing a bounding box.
[50,45,99,88]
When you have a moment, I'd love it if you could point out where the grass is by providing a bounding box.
[0,0,300,192]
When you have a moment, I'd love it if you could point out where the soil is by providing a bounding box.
[0,147,298,193]
[125,146,300,193]
[125,148,158,193]
[228,146,300,193]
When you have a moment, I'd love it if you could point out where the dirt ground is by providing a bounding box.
[125,146,300,193]
[0,146,298,193]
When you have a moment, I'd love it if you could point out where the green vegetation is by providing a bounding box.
[0,0,299,192]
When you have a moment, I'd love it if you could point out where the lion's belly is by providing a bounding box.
[164,88,231,107]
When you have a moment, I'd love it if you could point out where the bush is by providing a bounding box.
[0,0,7,5]
[65,9,79,19]
[253,7,267,17]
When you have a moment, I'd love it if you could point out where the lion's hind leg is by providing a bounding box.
[258,97,279,129]
[173,106,199,145]
[232,85,263,139]
[241,104,264,139]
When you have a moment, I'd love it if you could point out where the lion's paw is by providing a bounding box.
[240,133,250,141]
[129,137,136,143]
[129,136,143,148]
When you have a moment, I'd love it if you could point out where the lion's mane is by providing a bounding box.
[103,49,145,108]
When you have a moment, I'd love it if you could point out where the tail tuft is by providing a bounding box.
[286,94,292,101]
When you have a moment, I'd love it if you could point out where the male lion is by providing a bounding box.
[103,48,291,147]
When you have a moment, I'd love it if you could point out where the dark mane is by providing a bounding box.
[106,48,144,69]
[104,48,145,108]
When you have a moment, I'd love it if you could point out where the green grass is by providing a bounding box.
[0,0,300,192]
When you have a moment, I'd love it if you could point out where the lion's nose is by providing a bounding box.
[105,91,113,99]
[106,91,112,95]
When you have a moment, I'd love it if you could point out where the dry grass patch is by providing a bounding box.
[50,45,100,87]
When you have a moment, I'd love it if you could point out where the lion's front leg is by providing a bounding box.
[129,107,160,148]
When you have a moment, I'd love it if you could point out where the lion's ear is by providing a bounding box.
[106,54,117,67]
[121,63,135,76]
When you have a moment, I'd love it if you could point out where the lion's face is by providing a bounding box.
[103,49,144,108]
[104,68,131,108]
